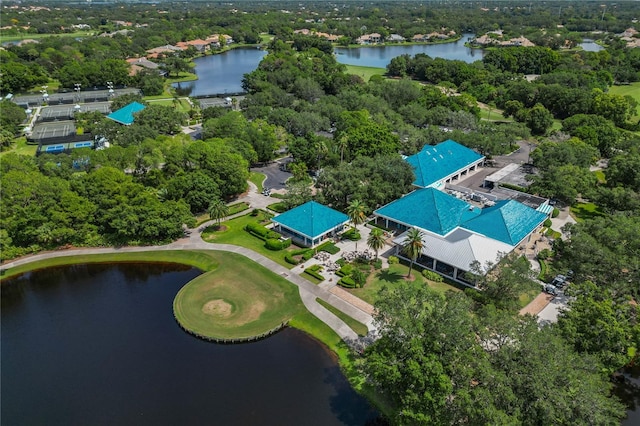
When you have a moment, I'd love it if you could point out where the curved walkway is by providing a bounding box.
[1,229,376,343]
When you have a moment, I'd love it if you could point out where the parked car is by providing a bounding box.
[544,284,558,296]
[551,274,568,288]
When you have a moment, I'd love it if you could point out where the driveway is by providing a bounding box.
[251,157,292,190]
[537,290,570,326]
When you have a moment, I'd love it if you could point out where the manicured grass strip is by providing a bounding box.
[249,171,266,193]
[343,64,386,81]
[174,252,304,340]
[228,201,250,215]
[267,202,288,213]
[316,298,368,336]
[0,250,219,281]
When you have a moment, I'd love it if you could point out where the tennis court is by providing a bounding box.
[30,121,76,141]
[38,102,112,122]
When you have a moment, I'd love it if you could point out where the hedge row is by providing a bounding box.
[265,238,292,251]
[304,265,325,281]
[245,222,280,240]
[267,202,288,213]
[336,264,354,277]
[316,241,340,255]
[339,276,356,288]
[285,248,314,265]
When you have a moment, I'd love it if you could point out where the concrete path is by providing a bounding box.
[2,179,377,343]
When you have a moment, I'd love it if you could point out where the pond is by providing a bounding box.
[579,39,604,52]
[1,263,380,425]
[172,47,267,97]
[334,34,483,67]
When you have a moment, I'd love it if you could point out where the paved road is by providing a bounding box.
[251,158,292,190]
[537,290,570,326]
[2,182,376,344]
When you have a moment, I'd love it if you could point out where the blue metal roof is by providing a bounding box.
[463,200,547,245]
[374,188,481,236]
[406,139,485,188]
[272,201,349,240]
[107,101,146,125]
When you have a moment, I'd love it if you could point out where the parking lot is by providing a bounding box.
[250,157,292,190]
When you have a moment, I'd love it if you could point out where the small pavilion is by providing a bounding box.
[107,101,146,125]
[272,201,349,248]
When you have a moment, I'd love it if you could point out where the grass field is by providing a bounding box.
[0,31,93,43]
[346,263,460,306]
[0,137,37,158]
[201,211,300,268]
[146,98,192,113]
[343,64,386,82]
[610,82,640,115]
[570,202,606,222]
[173,252,304,340]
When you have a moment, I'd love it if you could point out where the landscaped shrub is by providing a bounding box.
[336,264,354,277]
[422,269,443,282]
[265,238,291,251]
[342,228,361,241]
[336,258,346,267]
[551,208,560,218]
[339,276,356,288]
[388,255,399,264]
[302,250,314,261]
[537,248,552,260]
[304,264,325,281]
[245,222,271,240]
[373,259,382,270]
[543,218,552,227]
[268,202,288,213]
[250,209,259,216]
[351,269,367,287]
[285,253,299,265]
[499,183,530,193]
[316,241,340,255]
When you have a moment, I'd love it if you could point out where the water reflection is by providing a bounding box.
[1,263,379,425]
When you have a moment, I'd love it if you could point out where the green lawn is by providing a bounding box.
[316,298,368,336]
[479,106,512,122]
[610,82,640,115]
[146,98,192,113]
[201,211,299,268]
[593,170,606,184]
[0,31,93,43]
[346,263,460,306]
[174,252,304,340]
[249,171,266,192]
[570,202,605,222]
[0,137,37,158]
[343,64,386,82]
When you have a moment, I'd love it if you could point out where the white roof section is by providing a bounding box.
[485,163,520,183]
[394,228,513,273]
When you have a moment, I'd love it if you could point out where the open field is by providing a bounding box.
[610,82,640,114]
[346,263,461,306]
[0,31,93,43]
[344,65,386,82]
[174,252,303,340]
[0,137,37,158]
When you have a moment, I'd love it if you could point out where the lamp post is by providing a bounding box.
[40,85,48,105]
[74,83,81,102]
[106,81,114,98]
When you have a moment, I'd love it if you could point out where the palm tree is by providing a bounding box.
[347,199,367,251]
[336,134,349,163]
[208,198,229,228]
[367,228,386,260]
[402,228,424,279]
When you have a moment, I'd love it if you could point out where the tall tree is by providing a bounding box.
[402,227,424,278]
[208,198,229,227]
[346,199,367,251]
[367,227,386,260]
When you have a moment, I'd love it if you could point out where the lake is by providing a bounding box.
[1,263,379,425]
[334,34,483,67]
[172,47,267,97]
[579,39,604,52]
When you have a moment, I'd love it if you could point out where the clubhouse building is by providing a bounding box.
[373,140,548,285]
[272,201,349,248]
